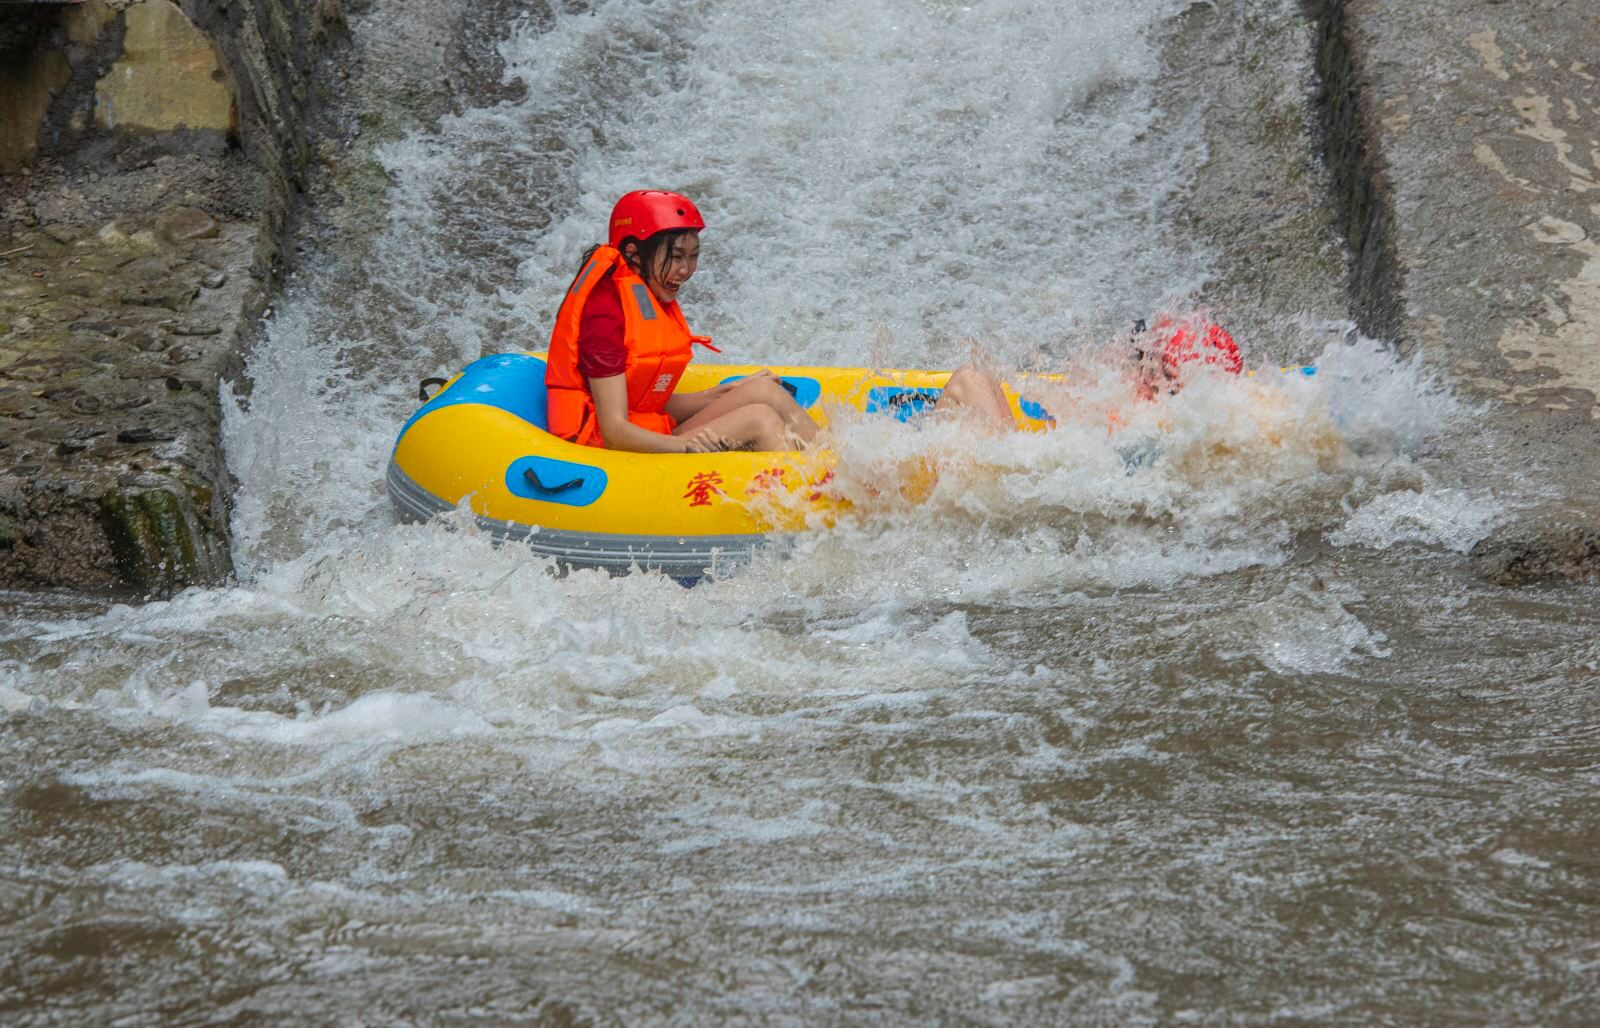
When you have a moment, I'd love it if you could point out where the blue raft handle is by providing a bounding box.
[523,467,584,494]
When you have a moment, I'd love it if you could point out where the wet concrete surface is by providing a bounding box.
[1160,0,1348,351]
[1321,0,1600,581]
[0,208,255,592]
[0,0,347,593]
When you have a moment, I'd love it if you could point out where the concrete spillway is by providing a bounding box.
[2,0,1596,589]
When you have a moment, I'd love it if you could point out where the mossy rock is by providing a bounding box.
[99,486,230,594]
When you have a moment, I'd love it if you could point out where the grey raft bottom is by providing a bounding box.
[386,460,769,579]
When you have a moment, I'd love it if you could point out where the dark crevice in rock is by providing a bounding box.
[1303,0,1405,346]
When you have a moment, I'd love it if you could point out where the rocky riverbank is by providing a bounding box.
[0,0,345,593]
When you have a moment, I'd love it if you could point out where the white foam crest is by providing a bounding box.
[1306,333,1473,455]
[60,763,366,830]
[225,691,492,746]
[1223,579,1391,675]
[0,681,39,714]
[757,344,1343,599]
[1329,484,1503,554]
[83,858,291,897]
[657,798,835,855]
[221,301,414,575]
[9,514,1014,747]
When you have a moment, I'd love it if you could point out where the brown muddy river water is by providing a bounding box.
[3,0,1597,1023]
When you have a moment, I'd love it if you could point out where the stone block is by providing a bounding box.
[94,0,235,134]
[157,206,220,243]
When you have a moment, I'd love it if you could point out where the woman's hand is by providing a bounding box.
[680,427,726,453]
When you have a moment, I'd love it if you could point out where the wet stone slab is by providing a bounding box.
[0,208,261,593]
[1325,0,1600,582]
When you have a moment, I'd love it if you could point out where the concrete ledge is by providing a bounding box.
[0,213,254,593]
[1309,0,1600,584]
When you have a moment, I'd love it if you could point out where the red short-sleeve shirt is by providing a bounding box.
[576,274,628,380]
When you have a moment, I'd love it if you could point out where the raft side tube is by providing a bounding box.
[396,352,552,447]
[387,459,767,576]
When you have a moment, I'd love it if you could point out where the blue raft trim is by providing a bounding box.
[505,455,608,507]
[396,353,551,445]
[1019,398,1054,423]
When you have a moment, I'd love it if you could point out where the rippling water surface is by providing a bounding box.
[3,0,1598,1022]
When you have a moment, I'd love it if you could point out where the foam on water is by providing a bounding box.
[8,7,1597,1021]
[495,0,1209,363]
[10,0,1494,750]
[17,345,1485,752]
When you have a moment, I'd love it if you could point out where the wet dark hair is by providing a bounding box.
[574,229,697,288]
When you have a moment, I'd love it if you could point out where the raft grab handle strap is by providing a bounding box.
[524,467,585,494]
[419,377,448,401]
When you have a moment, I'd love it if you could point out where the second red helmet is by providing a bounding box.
[608,189,705,248]
[1156,316,1244,376]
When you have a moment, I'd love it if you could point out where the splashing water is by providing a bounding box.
[4,1,1591,1022]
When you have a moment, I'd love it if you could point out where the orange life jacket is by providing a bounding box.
[545,245,709,447]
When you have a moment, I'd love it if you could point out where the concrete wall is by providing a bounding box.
[1304,0,1600,583]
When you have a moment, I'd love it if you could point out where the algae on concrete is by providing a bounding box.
[99,484,228,593]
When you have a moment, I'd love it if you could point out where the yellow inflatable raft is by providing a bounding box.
[386,352,1057,576]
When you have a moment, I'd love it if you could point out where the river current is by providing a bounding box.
[4,0,1598,1023]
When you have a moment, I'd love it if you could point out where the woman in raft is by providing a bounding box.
[544,189,1014,451]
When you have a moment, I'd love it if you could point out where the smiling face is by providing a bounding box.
[625,230,700,307]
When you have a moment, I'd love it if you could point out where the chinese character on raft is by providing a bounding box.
[747,467,787,494]
[683,470,724,507]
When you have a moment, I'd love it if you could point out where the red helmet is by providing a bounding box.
[1158,317,1243,376]
[608,189,705,248]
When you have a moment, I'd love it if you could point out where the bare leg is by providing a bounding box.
[674,403,790,452]
[935,364,1014,429]
[671,375,818,447]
